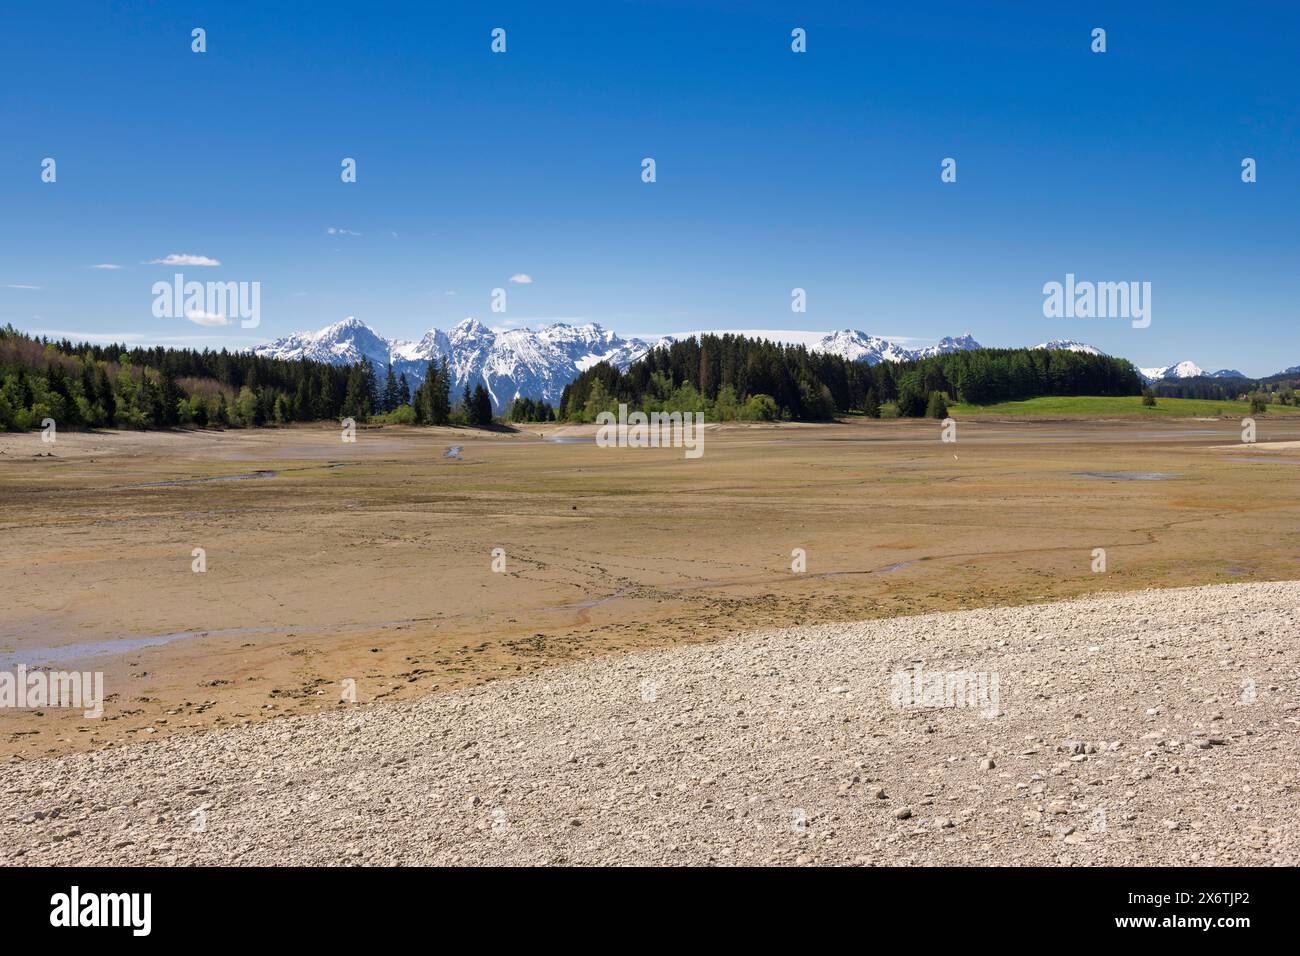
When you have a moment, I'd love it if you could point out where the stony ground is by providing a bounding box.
[2,580,1297,866]
[8,418,1300,760]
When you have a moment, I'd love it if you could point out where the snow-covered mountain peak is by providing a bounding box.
[1140,360,1206,383]
[1034,339,1105,355]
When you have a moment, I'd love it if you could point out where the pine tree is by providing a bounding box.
[81,362,98,409]
[382,363,399,413]
[160,366,181,426]
[362,362,380,414]
[471,383,493,427]
[431,358,451,424]
[343,363,370,420]
[96,366,116,424]
[397,372,411,408]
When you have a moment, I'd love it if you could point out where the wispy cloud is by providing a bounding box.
[91,263,122,270]
[149,253,221,267]
[184,311,231,327]
[327,227,361,237]
[509,273,533,284]
[5,284,42,290]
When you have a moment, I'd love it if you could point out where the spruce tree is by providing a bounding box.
[471,383,493,427]
[382,363,399,413]
[432,359,451,424]
[362,362,380,414]
[343,363,369,420]
[459,381,472,421]
[96,366,116,424]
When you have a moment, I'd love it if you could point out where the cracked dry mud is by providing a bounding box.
[2,580,1296,866]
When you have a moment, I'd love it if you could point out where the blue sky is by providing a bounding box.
[2,1,1297,374]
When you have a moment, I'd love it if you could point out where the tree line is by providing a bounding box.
[0,324,498,431]
[2,324,1151,432]
[559,334,1143,421]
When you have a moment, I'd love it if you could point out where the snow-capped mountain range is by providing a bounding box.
[254,317,654,411]
[810,330,982,365]
[1137,361,1245,383]
[251,318,1256,410]
[251,320,992,411]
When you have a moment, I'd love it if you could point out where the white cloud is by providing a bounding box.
[185,311,231,327]
[5,284,42,290]
[327,227,361,236]
[91,263,122,270]
[149,254,221,267]
[509,273,533,284]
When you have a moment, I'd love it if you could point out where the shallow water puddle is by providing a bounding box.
[1072,471,1180,481]
[0,626,277,670]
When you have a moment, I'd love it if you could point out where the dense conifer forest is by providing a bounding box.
[0,324,472,430]
[560,334,1145,421]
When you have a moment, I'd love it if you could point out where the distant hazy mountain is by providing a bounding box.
[254,317,653,412]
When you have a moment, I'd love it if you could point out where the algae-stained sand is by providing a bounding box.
[2,417,1299,758]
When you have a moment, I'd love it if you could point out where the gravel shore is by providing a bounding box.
[3,581,1297,866]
